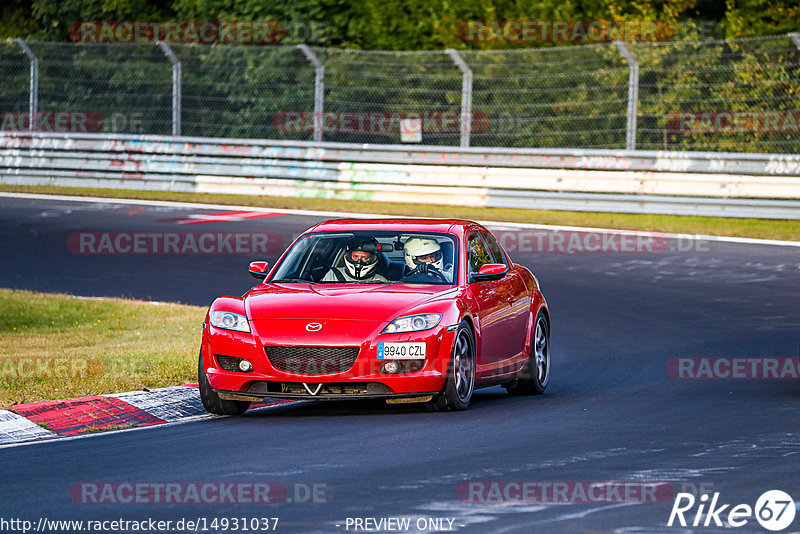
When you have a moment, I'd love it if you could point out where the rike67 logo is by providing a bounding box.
[668,490,796,531]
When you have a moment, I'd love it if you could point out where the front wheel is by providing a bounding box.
[505,310,550,396]
[430,321,475,411]
[198,349,250,415]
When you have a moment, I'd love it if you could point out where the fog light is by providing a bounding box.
[216,355,254,373]
[383,360,400,374]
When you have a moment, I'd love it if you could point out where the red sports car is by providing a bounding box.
[199,219,550,414]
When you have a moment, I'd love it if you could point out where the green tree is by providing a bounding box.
[0,0,46,40]
[30,0,175,41]
[722,0,800,38]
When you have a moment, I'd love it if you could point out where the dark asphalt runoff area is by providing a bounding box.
[1,194,799,534]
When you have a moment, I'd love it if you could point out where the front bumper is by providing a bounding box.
[202,324,456,398]
[215,385,439,402]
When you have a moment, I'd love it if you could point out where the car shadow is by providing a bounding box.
[244,388,546,418]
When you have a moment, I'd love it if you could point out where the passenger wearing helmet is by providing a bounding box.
[322,236,388,283]
[402,237,451,282]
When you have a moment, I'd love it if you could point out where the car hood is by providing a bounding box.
[244,283,455,323]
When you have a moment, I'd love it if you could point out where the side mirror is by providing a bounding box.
[471,263,507,282]
[248,261,269,280]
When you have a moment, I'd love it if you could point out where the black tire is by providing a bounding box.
[505,310,550,396]
[198,350,250,416]
[430,320,476,411]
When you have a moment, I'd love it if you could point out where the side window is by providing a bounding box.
[467,232,492,273]
[480,231,507,266]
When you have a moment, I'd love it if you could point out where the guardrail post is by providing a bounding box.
[790,32,800,50]
[298,44,325,143]
[614,41,639,151]
[13,39,38,131]
[157,42,181,136]
[445,49,473,148]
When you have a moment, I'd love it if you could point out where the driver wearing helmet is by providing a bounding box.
[403,237,450,281]
[322,236,388,283]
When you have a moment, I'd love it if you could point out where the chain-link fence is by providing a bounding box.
[462,44,630,149]
[2,34,799,152]
[633,35,800,152]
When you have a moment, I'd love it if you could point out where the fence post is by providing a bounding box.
[790,32,800,50]
[445,49,473,148]
[13,39,38,131]
[157,42,181,136]
[297,44,325,143]
[614,41,639,151]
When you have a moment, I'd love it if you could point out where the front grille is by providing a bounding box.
[247,382,390,396]
[265,346,360,375]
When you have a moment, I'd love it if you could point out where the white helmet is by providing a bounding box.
[404,237,443,271]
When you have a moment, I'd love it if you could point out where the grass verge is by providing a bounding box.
[0,288,205,406]
[1,184,798,241]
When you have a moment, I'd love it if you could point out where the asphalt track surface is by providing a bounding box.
[1,194,799,534]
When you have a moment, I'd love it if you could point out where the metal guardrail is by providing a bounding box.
[1,132,799,219]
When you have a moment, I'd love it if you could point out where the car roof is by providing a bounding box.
[307,218,481,235]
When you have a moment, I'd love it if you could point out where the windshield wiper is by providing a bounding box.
[270,278,318,284]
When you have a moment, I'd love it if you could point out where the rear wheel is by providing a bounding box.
[431,321,475,411]
[505,310,549,396]
[198,350,250,415]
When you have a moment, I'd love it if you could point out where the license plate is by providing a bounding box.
[377,342,426,360]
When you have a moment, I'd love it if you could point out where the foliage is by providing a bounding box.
[9,0,800,46]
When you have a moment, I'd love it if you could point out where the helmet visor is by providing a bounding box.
[350,250,374,264]
[414,251,442,264]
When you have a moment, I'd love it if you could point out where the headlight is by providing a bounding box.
[382,313,442,334]
[210,311,250,333]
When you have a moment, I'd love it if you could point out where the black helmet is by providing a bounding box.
[343,236,380,279]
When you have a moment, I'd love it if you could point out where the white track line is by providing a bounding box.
[2,191,798,247]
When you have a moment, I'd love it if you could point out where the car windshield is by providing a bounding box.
[269,231,458,285]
